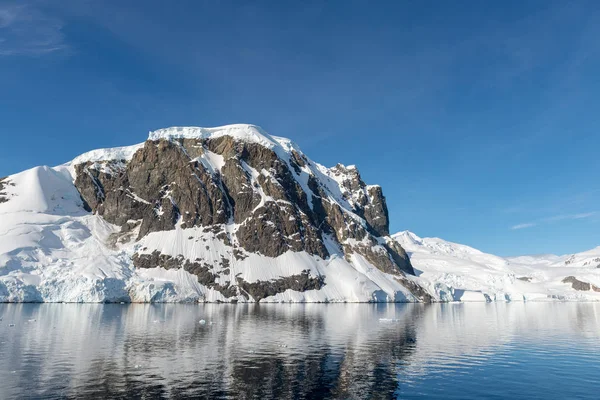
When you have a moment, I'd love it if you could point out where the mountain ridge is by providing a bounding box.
[395,230,600,302]
[1,124,598,303]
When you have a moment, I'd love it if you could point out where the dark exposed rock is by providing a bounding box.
[341,238,413,276]
[216,139,323,257]
[74,161,151,228]
[236,201,328,258]
[132,251,238,298]
[394,276,434,303]
[233,249,248,260]
[289,150,306,174]
[71,132,420,299]
[364,185,390,236]
[517,277,532,282]
[106,220,141,248]
[216,231,232,246]
[236,270,325,302]
[344,241,394,273]
[73,136,332,259]
[219,157,261,224]
[564,256,576,265]
[206,137,325,257]
[562,276,600,292]
[581,257,600,268]
[73,138,397,261]
[131,140,230,235]
[74,140,232,240]
[384,240,415,275]
[132,251,325,302]
[220,256,230,269]
[320,200,368,243]
[328,164,390,237]
[0,177,9,203]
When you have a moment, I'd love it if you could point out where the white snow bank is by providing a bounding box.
[68,143,144,165]
[0,166,88,215]
[395,231,600,302]
[148,124,281,149]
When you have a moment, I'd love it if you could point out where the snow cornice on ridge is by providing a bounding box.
[148,124,279,148]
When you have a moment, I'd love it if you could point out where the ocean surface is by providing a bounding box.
[1,302,599,399]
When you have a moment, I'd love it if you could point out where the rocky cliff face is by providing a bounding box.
[0,124,426,303]
[71,125,418,301]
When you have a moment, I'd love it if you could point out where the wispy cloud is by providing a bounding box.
[573,212,596,219]
[511,212,597,230]
[0,2,67,56]
[542,212,597,222]
[511,223,537,230]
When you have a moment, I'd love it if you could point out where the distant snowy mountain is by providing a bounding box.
[393,231,600,302]
[0,124,426,303]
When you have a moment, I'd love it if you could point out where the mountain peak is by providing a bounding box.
[148,124,278,148]
[393,230,423,245]
[65,124,300,167]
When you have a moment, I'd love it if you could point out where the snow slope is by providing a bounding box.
[394,231,600,302]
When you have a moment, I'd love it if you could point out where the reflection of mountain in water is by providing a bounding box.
[1,303,599,399]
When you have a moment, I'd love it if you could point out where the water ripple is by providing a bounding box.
[1,303,600,399]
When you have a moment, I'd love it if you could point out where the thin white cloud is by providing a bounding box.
[542,212,597,222]
[541,214,571,222]
[511,211,597,230]
[573,212,596,219]
[0,3,67,56]
[511,223,536,230]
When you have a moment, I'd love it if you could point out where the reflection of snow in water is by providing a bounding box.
[0,303,599,399]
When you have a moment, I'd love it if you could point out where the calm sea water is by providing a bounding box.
[0,303,599,399]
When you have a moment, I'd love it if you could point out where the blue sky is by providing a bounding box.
[0,0,599,256]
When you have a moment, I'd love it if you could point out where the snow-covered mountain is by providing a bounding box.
[1,124,598,303]
[0,124,427,303]
[393,231,600,302]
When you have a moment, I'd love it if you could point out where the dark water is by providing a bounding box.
[1,303,599,399]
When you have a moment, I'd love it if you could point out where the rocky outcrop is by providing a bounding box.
[74,139,231,239]
[132,251,325,302]
[328,164,390,237]
[70,125,420,301]
[132,251,238,298]
[562,276,600,292]
[0,177,11,203]
[236,270,325,302]
[394,276,434,303]
[583,257,600,268]
[73,137,330,258]
[364,185,390,236]
[384,240,414,275]
[236,201,327,258]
